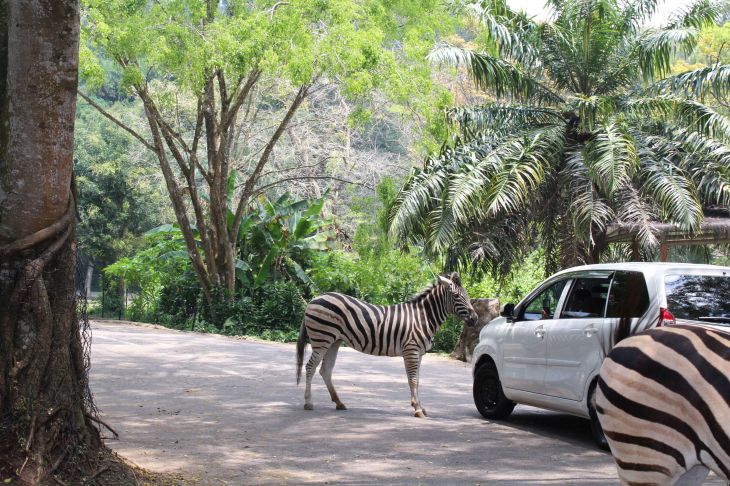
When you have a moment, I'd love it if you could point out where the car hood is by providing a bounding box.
[480,316,509,339]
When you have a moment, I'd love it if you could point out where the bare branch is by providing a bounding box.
[223,69,261,129]
[257,161,324,179]
[231,83,311,242]
[268,1,289,18]
[77,90,155,151]
[254,175,373,196]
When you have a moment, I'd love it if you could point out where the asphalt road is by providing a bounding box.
[89,320,723,485]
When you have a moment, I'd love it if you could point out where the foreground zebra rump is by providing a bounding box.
[296,272,477,417]
[596,324,730,485]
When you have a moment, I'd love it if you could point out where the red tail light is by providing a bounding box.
[658,307,676,327]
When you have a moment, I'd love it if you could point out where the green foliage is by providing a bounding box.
[694,22,730,64]
[309,247,433,304]
[80,0,451,109]
[174,281,306,341]
[310,177,435,304]
[229,281,306,341]
[157,272,202,327]
[391,0,730,275]
[462,251,546,305]
[103,231,191,321]
[74,102,167,264]
[431,315,463,353]
[237,192,335,289]
[103,194,329,337]
[98,275,124,318]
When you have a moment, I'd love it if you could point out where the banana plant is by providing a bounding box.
[146,169,334,292]
[236,192,335,289]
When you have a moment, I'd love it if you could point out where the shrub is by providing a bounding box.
[431,315,463,353]
[309,248,434,305]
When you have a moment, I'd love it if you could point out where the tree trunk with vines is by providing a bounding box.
[0,1,103,482]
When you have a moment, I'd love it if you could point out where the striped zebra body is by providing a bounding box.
[296,273,477,417]
[596,324,730,486]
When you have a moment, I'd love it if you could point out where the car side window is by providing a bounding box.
[606,271,650,318]
[561,278,611,318]
[522,280,567,321]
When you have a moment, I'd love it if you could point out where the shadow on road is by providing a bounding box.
[91,321,622,485]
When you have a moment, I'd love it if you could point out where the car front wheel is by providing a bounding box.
[473,360,515,419]
[588,383,610,451]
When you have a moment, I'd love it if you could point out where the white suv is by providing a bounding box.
[471,262,730,449]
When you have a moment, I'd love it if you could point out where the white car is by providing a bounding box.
[471,262,730,449]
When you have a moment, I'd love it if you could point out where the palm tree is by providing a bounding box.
[389,0,730,274]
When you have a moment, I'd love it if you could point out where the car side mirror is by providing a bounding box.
[501,303,515,320]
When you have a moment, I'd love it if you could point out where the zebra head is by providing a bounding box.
[438,272,478,327]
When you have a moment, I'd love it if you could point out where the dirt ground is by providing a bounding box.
[89,320,725,485]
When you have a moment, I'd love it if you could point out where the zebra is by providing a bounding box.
[595,323,730,486]
[296,272,478,417]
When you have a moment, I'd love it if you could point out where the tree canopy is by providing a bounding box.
[389,0,730,274]
[80,0,454,316]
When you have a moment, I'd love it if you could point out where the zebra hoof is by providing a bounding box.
[413,410,426,418]
[304,403,314,410]
[336,403,347,410]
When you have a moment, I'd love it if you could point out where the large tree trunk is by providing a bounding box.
[0,0,103,482]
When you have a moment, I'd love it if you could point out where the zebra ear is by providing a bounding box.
[450,272,461,286]
[437,275,453,287]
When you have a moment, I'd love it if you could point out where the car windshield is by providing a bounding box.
[665,274,730,325]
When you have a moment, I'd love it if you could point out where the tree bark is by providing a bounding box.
[452,298,500,362]
[0,0,103,482]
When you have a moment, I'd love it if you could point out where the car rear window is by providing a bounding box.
[665,274,730,325]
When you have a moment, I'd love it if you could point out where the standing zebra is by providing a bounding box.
[296,272,477,417]
[596,324,730,486]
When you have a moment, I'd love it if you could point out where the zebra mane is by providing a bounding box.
[407,282,439,304]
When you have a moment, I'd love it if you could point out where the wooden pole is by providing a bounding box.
[660,242,669,262]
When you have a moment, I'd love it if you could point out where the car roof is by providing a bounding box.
[551,262,730,278]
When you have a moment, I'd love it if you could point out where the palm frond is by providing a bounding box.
[665,0,718,29]
[629,96,730,142]
[388,165,449,243]
[426,198,459,253]
[562,147,615,245]
[463,1,540,65]
[483,125,565,216]
[428,42,564,104]
[584,121,638,195]
[620,0,663,32]
[680,131,730,206]
[645,64,730,100]
[446,104,563,134]
[614,183,659,247]
[637,27,700,80]
[638,159,703,231]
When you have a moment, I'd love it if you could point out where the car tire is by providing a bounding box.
[473,360,515,420]
[588,383,610,451]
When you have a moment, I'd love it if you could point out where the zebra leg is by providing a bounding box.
[320,340,346,410]
[304,345,327,410]
[403,349,426,418]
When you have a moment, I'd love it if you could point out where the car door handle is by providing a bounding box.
[584,326,597,338]
[535,326,546,339]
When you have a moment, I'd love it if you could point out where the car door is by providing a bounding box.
[501,279,569,395]
[543,274,612,401]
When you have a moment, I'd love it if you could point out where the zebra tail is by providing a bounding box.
[296,319,308,385]
[614,316,632,346]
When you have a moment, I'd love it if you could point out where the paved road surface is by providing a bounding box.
[89,321,723,485]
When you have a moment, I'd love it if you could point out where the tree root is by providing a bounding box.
[85,413,119,439]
